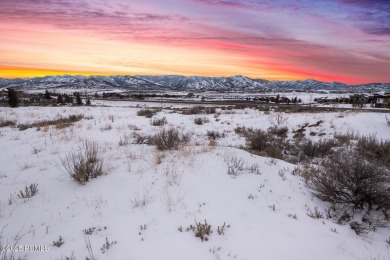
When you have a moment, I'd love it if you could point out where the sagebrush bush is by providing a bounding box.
[153,128,183,150]
[18,114,84,131]
[334,132,357,145]
[151,117,167,126]
[137,109,160,118]
[299,138,338,160]
[61,140,105,184]
[207,130,224,140]
[247,129,269,152]
[245,128,287,159]
[305,150,390,211]
[356,134,390,167]
[194,117,209,125]
[267,126,288,138]
[132,132,153,144]
[0,119,16,128]
[184,106,216,115]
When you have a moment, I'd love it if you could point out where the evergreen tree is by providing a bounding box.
[275,94,280,104]
[64,94,71,104]
[86,98,91,106]
[44,89,51,99]
[57,94,63,104]
[75,92,83,105]
[8,88,19,108]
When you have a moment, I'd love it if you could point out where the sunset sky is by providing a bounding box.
[1,0,389,84]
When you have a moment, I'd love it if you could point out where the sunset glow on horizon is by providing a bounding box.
[1,0,390,84]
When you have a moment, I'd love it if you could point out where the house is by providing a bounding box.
[373,93,390,108]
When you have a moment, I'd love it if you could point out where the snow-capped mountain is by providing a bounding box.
[0,75,389,92]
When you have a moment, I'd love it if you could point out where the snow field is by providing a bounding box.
[0,103,389,260]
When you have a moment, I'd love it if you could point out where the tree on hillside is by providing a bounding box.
[8,88,19,107]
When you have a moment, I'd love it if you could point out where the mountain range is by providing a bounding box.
[1,75,389,92]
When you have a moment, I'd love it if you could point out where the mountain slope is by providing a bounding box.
[0,75,389,92]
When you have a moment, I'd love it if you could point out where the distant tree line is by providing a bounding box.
[5,89,91,107]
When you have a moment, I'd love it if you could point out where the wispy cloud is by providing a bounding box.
[1,0,390,83]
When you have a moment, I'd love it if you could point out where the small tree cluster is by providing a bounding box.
[7,88,19,108]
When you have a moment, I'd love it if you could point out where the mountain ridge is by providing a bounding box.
[1,75,389,92]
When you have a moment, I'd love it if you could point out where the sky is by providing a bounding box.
[0,0,389,84]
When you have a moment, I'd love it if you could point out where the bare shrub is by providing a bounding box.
[269,112,289,126]
[267,126,288,138]
[132,186,152,208]
[248,163,261,175]
[350,215,387,235]
[18,114,84,131]
[291,164,314,181]
[183,220,212,242]
[307,206,324,219]
[151,117,168,126]
[132,132,153,145]
[356,134,390,167]
[17,123,32,131]
[19,162,34,171]
[305,150,390,211]
[17,183,39,199]
[101,237,117,253]
[179,220,230,242]
[119,134,131,146]
[0,119,16,128]
[160,188,185,212]
[299,138,338,160]
[183,106,203,115]
[293,131,305,141]
[128,124,141,131]
[334,132,357,145]
[225,154,245,176]
[245,128,286,159]
[53,236,64,247]
[234,126,256,138]
[155,151,165,164]
[164,162,183,185]
[153,128,187,150]
[194,117,209,125]
[262,146,283,159]
[60,140,105,184]
[247,129,269,152]
[137,109,160,118]
[207,130,224,140]
[100,123,112,131]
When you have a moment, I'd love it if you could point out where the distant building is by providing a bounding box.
[373,94,390,108]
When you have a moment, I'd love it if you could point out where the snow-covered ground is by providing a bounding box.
[0,102,389,260]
